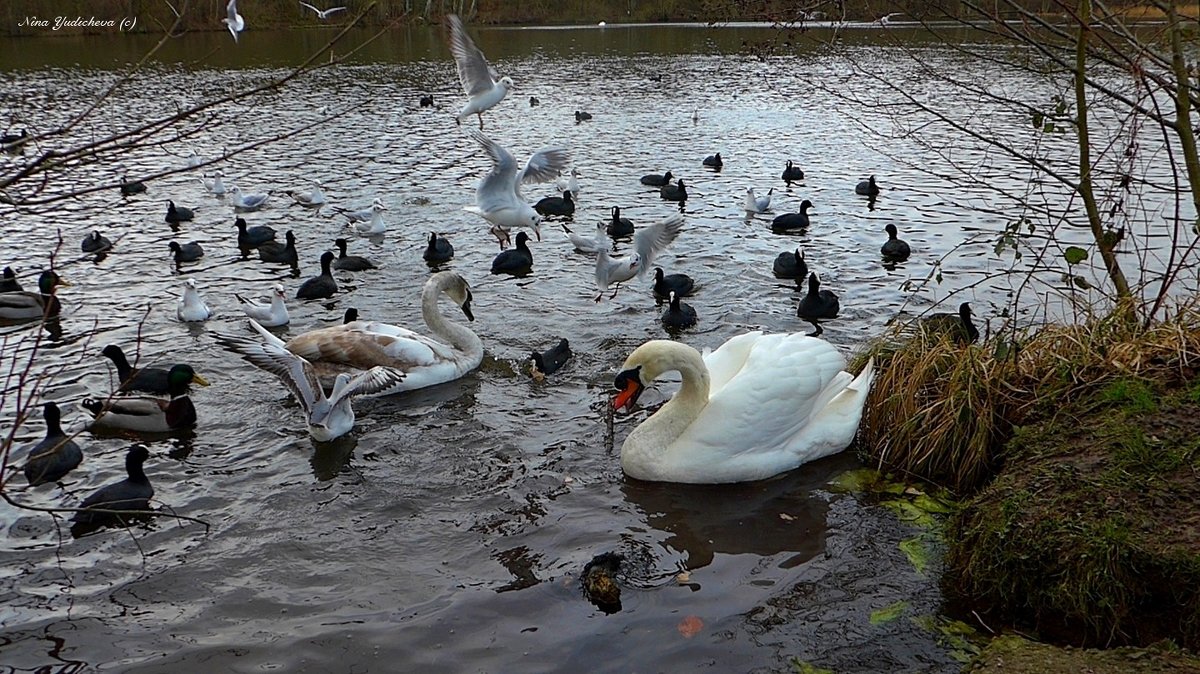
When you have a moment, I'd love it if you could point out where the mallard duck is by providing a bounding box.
[296,251,338,300]
[856,175,880,196]
[0,266,21,293]
[177,279,212,322]
[101,344,203,394]
[236,283,290,327]
[213,321,407,441]
[0,270,68,320]
[71,445,154,526]
[23,401,83,485]
[280,271,482,394]
[82,364,208,433]
[881,223,911,260]
[612,333,875,483]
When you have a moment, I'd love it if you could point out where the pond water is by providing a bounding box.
[0,21,1188,673]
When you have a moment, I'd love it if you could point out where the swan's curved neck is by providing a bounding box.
[630,344,711,445]
[423,279,482,357]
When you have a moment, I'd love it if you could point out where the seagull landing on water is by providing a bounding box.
[445,14,513,129]
[463,128,569,250]
[223,0,245,42]
[299,2,347,20]
[593,212,684,302]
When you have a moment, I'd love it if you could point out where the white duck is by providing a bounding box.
[202,172,226,195]
[463,128,569,249]
[555,168,581,197]
[177,279,212,322]
[612,332,875,484]
[235,283,289,327]
[214,322,406,442]
[594,212,684,301]
[743,187,773,214]
[230,185,270,211]
[445,14,513,128]
[278,271,483,395]
[351,201,387,236]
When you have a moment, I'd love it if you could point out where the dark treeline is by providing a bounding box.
[2,0,1174,37]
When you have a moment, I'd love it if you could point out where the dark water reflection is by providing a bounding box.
[0,21,1190,673]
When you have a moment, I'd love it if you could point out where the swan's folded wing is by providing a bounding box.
[702,331,762,395]
[679,335,849,458]
[286,324,446,370]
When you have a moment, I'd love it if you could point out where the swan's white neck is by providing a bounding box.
[623,343,710,466]
[423,276,482,361]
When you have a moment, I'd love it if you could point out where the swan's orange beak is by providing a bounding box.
[613,367,643,412]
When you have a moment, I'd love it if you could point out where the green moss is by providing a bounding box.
[1097,378,1157,413]
[969,635,1200,673]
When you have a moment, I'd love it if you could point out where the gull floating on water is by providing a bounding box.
[288,181,326,208]
[743,187,774,214]
[342,198,384,223]
[213,319,407,442]
[177,279,212,322]
[463,128,569,249]
[230,185,269,211]
[223,0,244,42]
[446,14,512,128]
[566,221,607,254]
[350,201,387,236]
[555,168,581,197]
[594,212,684,301]
[202,172,226,195]
[298,2,347,20]
[236,284,290,327]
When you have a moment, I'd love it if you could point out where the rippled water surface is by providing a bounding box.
[1,22,1191,673]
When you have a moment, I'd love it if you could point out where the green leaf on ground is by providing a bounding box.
[870,600,909,625]
[790,660,834,674]
[899,536,930,574]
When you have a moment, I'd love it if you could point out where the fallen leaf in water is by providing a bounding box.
[677,615,704,638]
[779,512,795,521]
[676,570,691,584]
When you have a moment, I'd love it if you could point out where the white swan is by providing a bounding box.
[612,332,875,484]
[177,279,212,322]
[236,283,289,327]
[279,271,483,394]
[743,187,773,214]
[213,322,406,441]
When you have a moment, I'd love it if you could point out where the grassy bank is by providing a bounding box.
[854,305,1200,650]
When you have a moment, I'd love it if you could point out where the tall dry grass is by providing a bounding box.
[855,303,1200,494]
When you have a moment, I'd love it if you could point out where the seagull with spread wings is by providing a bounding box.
[223,0,244,42]
[299,2,347,20]
[445,14,513,128]
[463,128,569,249]
[594,213,685,301]
[213,320,406,442]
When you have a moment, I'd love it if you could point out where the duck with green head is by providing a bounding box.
[82,364,209,433]
[0,270,69,320]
